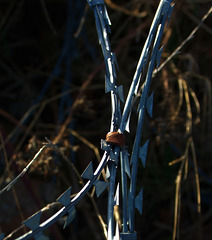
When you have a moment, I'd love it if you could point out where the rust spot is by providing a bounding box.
[106,131,125,147]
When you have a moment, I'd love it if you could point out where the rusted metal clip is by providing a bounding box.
[105,131,125,147]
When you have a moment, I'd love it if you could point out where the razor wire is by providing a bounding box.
[0,0,174,239]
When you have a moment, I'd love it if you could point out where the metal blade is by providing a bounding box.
[125,111,131,133]
[156,46,163,68]
[113,221,120,240]
[111,52,119,70]
[23,211,42,230]
[146,91,154,118]
[114,183,120,206]
[81,162,94,180]
[117,85,124,103]
[139,140,149,168]
[124,151,131,178]
[105,75,114,93]
[101,139,110,152]
[34,233,49,240]
[106,165,111,180]
[94,180,109,198]
[63,207,76,229]
[110,150,118,164]
[57,187,72,206]
[135,188,143,215]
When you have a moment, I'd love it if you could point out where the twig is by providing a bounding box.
[188,86,201,120]
[52,63,104,146]
[44,137,108,238]
[171,73,203,239]
[190,139,202,239]
[105,0,147,18]
[183,8,212,35]
[74,3,89,38]
[169,155,185,166]
[173,161,183,240]
[14,104,46,155]
[172,140,190,240]
[40,0,57,35]
[0,145,47,195]
[155,6,212,74]
[44,137,82,181]
[171,76,184,122]
[0,131,25,227]
[68,129,106,179]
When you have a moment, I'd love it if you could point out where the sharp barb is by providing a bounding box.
[105,75,114,93]
[104,5,111,26]
[124,151,131,178]
[110,53,117,78]
[64,207,76,229]
[94,180,109,198]
[114,183,120,206]
[106,165,111,180]
[134,76,141,96]
[167,4,174,26]
[104,49,111,60]
[81,162,94,180]
[34,233,49,240]
[112,52,119,70]
[112,66,117,79]
[101,139,110,152]
[57,187,72,206]
[135,188,143,215]
[117,85,124,103]
[156,46,163,68]
[23,211,42,230]
[128,191,133,227]
[146,91,154,118]
[125,111,131,133]
[110,150,119,164]
[139,140,149,168]
[130,154,135,166]
[114,221,120,240]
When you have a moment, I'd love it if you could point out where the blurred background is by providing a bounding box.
[0,0,211,239]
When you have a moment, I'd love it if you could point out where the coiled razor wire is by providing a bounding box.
[0,0,174,239]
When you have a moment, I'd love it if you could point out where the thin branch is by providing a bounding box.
[0,145,47,195]
[45,137,82,181]
[183,8,212,35]
[171,76,184,122]
[0,131,25,226]
[169,154,185,166]
[105,0,147,18]
[190,139,202,239]
[74,3,89,38]
[44,138,107,238]
[14,104,46,155]
[68,129,106,180]
[182,78,192,135]
[155,6,212,74]
[173,160,183,240]
[40,0,57,35]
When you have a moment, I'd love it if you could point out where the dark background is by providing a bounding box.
[0,0,211,239]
